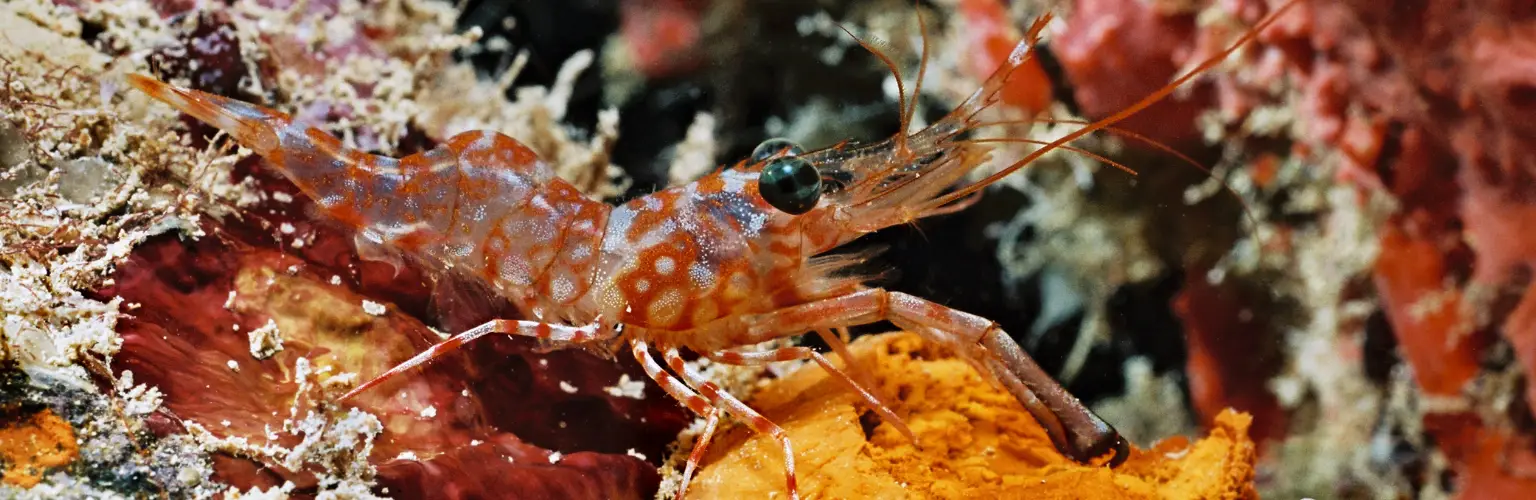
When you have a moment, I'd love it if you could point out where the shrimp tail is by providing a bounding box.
[128,74,432,257]
[127,74,399,226]
[126,74,283,156]
[127,74,375,220]
[130,75,431,231]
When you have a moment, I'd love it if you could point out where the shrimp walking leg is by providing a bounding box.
[814,327,879,394]
[682,408,721,498]
[660,346,801,500]
[630,341,733,500]
[706,346,916,442]
[703,287,1127,464]
[814,327,903,427]
[338,319,612,401]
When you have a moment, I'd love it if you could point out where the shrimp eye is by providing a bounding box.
[750,138,804,164]
[758,156,822,215]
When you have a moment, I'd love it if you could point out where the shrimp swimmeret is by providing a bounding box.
[129,3,1294,497]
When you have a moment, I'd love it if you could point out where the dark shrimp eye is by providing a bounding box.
[758,156,822,215]
[750,138,804,164]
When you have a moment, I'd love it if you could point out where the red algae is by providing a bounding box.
[1169,0,1536,495]
[97,168,688,497]
[1049,0,1211,146]
[1173,272,1288,446]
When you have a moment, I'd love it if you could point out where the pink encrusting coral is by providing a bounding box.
[1049,0,1212,146]
[1077,0,1536,495]
[1280,2,1536,495]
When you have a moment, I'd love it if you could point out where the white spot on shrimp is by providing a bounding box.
[419,406,437,418]
[550,276,575,302]
[473,130,497,151]
[654,256,676,275]
[744,212,767,235]
[689,262,715,289]
[648,288,685,325]
[568,243,592,261]
[361,300,387,316]
[548,452,563,464]
[722,174,747,194]
[637,220,677,248]
[605,208,637,252]
[635,278,651,293]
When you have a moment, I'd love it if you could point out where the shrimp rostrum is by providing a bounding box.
[129,4,1293,497]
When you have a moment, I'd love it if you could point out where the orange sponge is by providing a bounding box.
[687,332,1257,499]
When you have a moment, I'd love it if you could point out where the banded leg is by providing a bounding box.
[629,340,721,500]
[701,287,1128,465]
[683,409,720,497]
[814,327,880,398]
[339,318,611,401]
[660,347,800,500]
[812,327,897,432]
[707,345,916,442]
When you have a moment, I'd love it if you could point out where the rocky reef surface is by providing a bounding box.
[2,0,1532,499]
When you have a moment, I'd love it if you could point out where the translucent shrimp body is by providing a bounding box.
[128,2,1295,496]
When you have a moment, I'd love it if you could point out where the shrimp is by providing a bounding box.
[127,2,1297,497]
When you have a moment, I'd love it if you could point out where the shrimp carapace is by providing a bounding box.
[128,1,1301,496]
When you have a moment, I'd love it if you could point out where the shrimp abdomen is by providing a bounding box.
[130,76,609,315]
